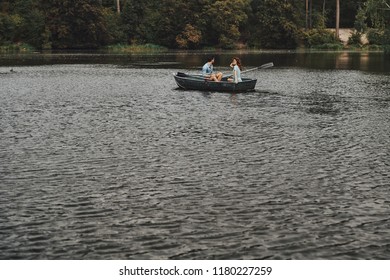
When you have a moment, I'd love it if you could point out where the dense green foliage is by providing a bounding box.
[0,0,389,50]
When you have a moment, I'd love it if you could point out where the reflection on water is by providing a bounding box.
[0,59,389,260]
[0,50,389,73]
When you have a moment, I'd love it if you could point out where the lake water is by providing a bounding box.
[0,51,389,259]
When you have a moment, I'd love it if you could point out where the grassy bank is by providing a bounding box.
[1,42,387,54]
[0,43,35,53]
[309,43,385,51]
[106,43,168,53]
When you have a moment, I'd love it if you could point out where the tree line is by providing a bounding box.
[0,0,389,50]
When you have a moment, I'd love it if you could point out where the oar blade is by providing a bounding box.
[259,62,274,69]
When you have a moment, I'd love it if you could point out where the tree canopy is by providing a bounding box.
[0,0,389,49]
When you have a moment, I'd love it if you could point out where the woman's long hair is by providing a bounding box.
[233,57,242,70]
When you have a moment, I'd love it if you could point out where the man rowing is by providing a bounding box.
[202,57,222,82]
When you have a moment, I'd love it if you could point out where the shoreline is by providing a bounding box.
[0,46,386,55]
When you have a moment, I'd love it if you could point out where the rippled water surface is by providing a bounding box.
[1,53,390,259]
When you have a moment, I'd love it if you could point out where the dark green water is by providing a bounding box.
[0,50,389,73]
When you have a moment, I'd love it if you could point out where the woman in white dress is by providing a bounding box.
[228,57,242,84]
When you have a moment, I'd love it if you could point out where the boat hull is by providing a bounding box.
[174,72,257,92]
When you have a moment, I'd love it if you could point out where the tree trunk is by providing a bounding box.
[335,0,340,39]
[323,0,326,18]
[305,0,309,30]
[310,0,313,29]
[116,0,120,14]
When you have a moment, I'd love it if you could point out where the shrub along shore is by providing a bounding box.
[0,30,386,54]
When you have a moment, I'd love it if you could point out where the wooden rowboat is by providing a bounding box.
[173,72,257,93]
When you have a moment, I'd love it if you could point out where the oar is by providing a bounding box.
[222,62,274,78]
[242,62,274,74]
